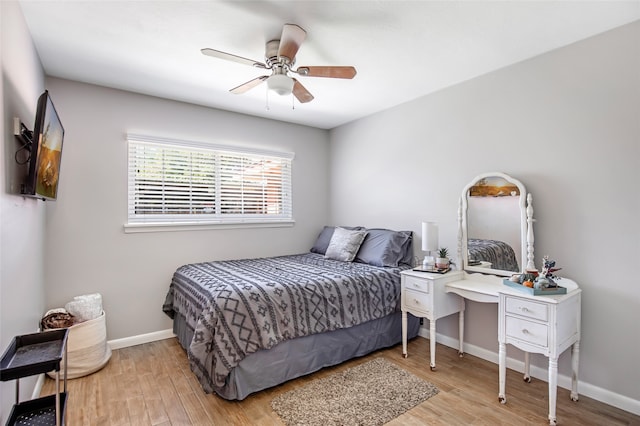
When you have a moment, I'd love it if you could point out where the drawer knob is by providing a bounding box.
[413,299,420,305]
[519,307,529,312]
[522,329,530,334]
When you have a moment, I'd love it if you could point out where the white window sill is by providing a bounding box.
[123,220,295,234]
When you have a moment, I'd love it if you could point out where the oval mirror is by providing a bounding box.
[457,172,534,277]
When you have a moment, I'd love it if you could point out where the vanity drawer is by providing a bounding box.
[404,289,432,314]
[505,297,548,322]
[505,316,548,348]
[404,276,430,294]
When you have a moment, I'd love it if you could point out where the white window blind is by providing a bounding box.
[127,135,293,228]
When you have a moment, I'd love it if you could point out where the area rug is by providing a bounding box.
[271,357,439,426]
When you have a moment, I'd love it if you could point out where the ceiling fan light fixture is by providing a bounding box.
[202,23,356,103]
[267,74,294,96]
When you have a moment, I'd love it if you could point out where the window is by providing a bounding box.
[126,134,293,232]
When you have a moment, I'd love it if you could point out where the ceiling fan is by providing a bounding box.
[201,24,357,103]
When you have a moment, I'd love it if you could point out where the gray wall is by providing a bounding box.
[42,78,330,340]
[329,21,639,405]
[0,1,47,422]
[2,0,638,417]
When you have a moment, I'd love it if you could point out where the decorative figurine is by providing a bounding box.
[540,255,562,287]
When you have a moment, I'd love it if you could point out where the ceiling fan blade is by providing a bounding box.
[296,66,357,79]
[292,79,314,103]
[278,24,306,63]
[201,48,267,69]
[230,76,269,94]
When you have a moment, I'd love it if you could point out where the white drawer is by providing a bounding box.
[404,289,432,314]
[505,316,548,348]
[505,297,548,322]
[404,276,430,294]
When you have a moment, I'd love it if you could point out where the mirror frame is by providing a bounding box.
[457,172,535,277]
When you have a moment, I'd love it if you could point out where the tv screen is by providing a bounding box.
[23,90,65,200]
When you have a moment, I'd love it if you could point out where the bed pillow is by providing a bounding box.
[310,225,364,255]
[355,228,412,267]
[398,230,414,266]
[324,228,368,262]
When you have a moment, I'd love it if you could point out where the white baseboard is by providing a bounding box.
[418,327,640,416]
[32,374,45,400]
[107,328,175,350]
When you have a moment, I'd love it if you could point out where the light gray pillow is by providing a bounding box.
[310,225,364,255]
[324,228,368,262]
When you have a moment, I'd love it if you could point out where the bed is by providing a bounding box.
[162,226,420,400]
[468,238,520,272]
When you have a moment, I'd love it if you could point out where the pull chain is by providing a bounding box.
[265,90,297,111]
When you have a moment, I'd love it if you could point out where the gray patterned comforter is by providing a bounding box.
[468,238,520,272]
[162,253,406,393]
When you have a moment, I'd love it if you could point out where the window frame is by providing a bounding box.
[124,134,295,233]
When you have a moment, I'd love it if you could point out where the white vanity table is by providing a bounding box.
[401,172,582,425]
[446,273,581,426]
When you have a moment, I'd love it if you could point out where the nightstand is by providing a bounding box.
[401,269,465,370]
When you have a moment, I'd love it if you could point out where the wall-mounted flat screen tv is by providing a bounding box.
[23,90,65,200]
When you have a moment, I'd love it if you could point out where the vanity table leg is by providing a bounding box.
[570,341,580,401]
[458,302,465,357]
[401,311,408,358]
[523,352,531,382]
[498,342,507,403]
[548,357,559,425]
[429,318,437,370]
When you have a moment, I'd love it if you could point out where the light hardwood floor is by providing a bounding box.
[41,337,640,425]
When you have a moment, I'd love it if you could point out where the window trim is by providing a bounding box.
[123,219,295,234]
[124,134,295,233]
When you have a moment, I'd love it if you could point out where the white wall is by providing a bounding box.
[42,78,330,340]
[330,21,639,407]
[0,1,47,422]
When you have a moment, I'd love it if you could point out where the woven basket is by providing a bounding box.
[46,311,111,379]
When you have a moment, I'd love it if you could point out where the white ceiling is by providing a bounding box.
[19,1,639,129]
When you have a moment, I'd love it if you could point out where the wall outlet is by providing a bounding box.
[13,117,21,136]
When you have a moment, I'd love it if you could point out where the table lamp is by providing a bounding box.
[421,221,439,269]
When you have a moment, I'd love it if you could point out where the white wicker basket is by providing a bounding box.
[46,310,111,379]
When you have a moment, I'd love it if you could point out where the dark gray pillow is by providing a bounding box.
[310,225,364,255]
[355,228,413,267]
[398,230,414,266]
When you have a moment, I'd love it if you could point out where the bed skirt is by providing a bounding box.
[172,311,420,400]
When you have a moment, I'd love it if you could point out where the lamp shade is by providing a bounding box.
[267,74,294,96]
[421,221,439,252]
